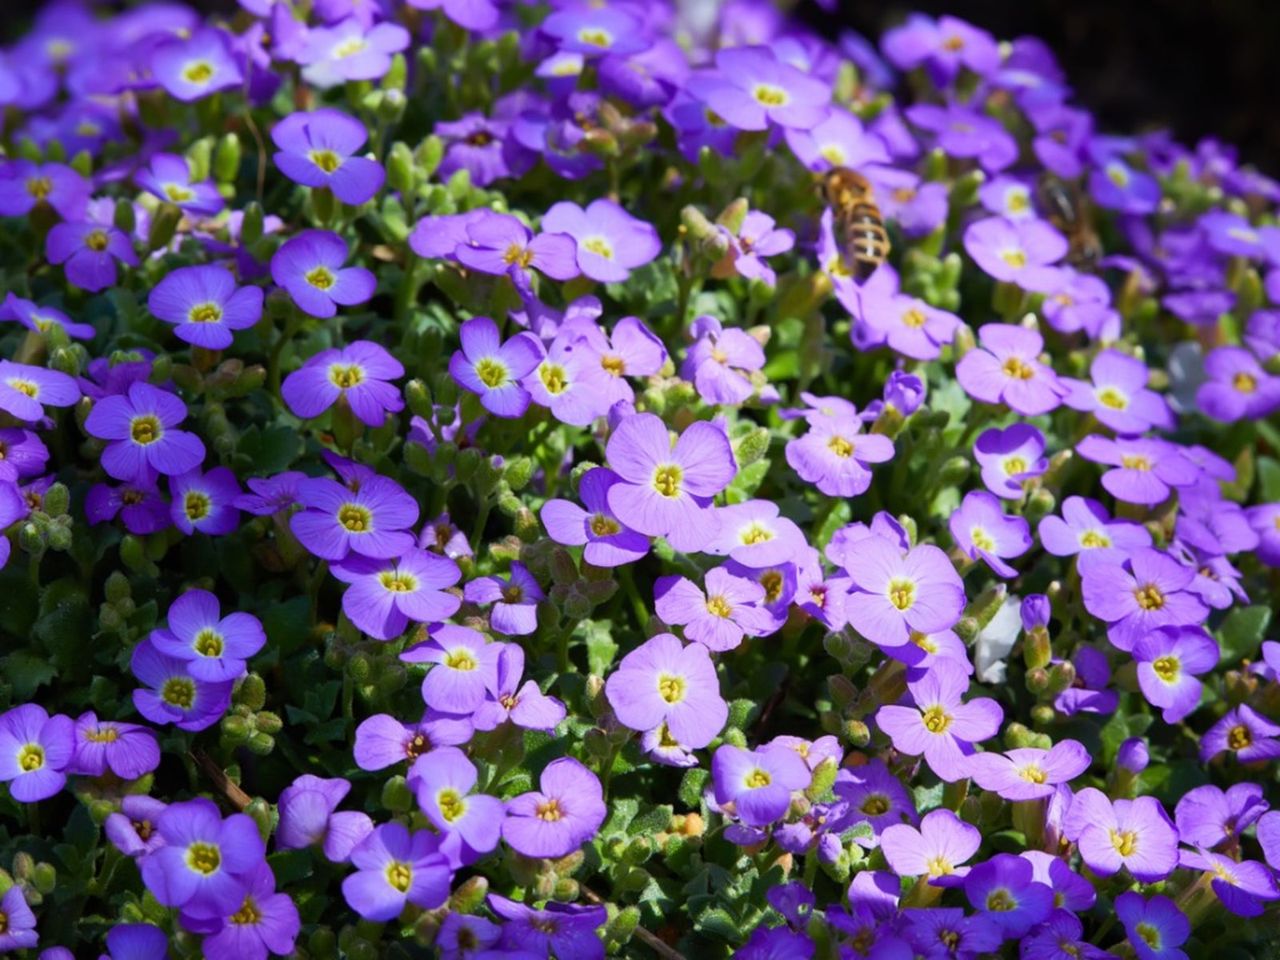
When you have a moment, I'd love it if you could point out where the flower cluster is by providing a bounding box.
[0,0,1278,958]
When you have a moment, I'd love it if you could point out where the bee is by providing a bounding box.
[1037,174,1102,267]
[822,167,891,282]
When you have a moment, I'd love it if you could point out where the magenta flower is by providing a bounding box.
[147,265,263,350]
[104,795,168,859]
[604,413,736,553]
[1196,346,1280,421]
[832,760,918,838]
[332,548,461,641]
[85,382,206,482]
[956,324,1067,416]
[272,108,385,205]
[131,637,233,732]
[290,474,418,561]
[408,746,504,868]
[969,740,1090,800]
[1064,787,1178,881]
[541,198,661,283]
[449,316,544,418]
[1038,494,1153,557]
[149,589,264,683]
[270,230,375,318]
[401,625,502,714]
[711,743,811,827]
[605,632,727,749]
[0,360,79,422]
[169,466,242,536]
[1061,349,1175,434]
[973,424,1047,499]
[842,537,966,648]
[45,220,138,292]
[464,562,545,636]
[1115,893,1190,960]
[68,711,159,781]
[1247,502,1280,567]
[1076,434,1200,505]
[282,341,404,427]
[698,46,830,131]
[1260,811,1280,871]
[681,316,766,405]
[1200,704,1280,763]
[540,7,650,57]
[541,467,650,568]
[655,567,773,652]
[1133,626,1218,723]
[342,823,451,921]
[139,798,265,912]
[276,775,373,863]
[502,757,606,858]
[471,644,567,733]
[0,160,89,220]
[880,808,980,882]
[963,854,1053,937]
[1081,546,1208,651]
[151,28,243,101]
[876,661,1002,782]
[234,471,305,516]
[1199,210,1280,260]
[299,17,410,88]
[0,887,37,952]
[135,153,222,218]
[949,489,1032,578]
[0,704,74,802]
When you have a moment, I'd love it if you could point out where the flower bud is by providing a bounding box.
[381,775,414,813]
[827,674,858,709]
[43,483,69,517]
[842,719,871,747]
[1117,737,1149,774]
[148,202,182,251]
[449,875,489,913]
[732,426,771,467]
[246,732,274,755]
[378,87,406,124]
[938,455,971,485]
[255,711,283,734]
[238,673,267,711]
[214,133,241,183]
[605,905,640,946]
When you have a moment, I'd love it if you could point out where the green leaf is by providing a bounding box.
[585,622,618,676]
[237,425,304,475]
[693,906,743,943]
[262,597,313,657]
[1218,605,1272,665]
[4,649,56,699]
[629,804,673,838]
[726,698,760,731]
[678,767,710,808]
[602,797,640,837]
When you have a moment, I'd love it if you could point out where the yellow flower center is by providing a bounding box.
[1019,764,1047,784]
[230,894,262,926]
[539,363,568,395]
[188,302,222,324]
[942,34,965,51]
[165,184,194,203]
[502,584,523,603]
[379,571,418,593]
[577,27,612,47]
[162,677,195,709]
[305,266,335,290]
[1110,829,1138,857]
[503,243,534,268]
[184,491,211,521]
[1121,454,1152,471]
[600,354,625,377]
[84,726,119,743]
[652,464,682,498]
[1135,923,1161,949]
[26,176,52,199]
[828,435,854,458]
[1228,724,1252,750]
[328,363,364,389]
[922,704,952,734]
[745,767,772,788]
[1152,655,1179,682]
[582,236,614,259]
[1003,456,1027,475]
[820,144,847,166]
[338,504,372,532]
[194,628,223,657]
[1007,192,1030,213]
[970,526,996,552]
[85,229,110,252]
[7,378,38,398]
[705,595,733,618]
[536,798,563,821]
[446,648,477,671]
[183,61,214,84]
[910,631,938,652]
[1133,583,1165,610]
[1107,164,1129,187]
[1097,387,1128,409]
[186,841,221,875]
[130,414,161,445]
[860,794,889,816]
[1233,372,1258,393]
[752,83,788,107]
[761,571,784,604]
[1002,356,1035,379]
[926,856,954,877]
[590,514,620,537]
[385,861,412,892]
[474,357,508,388]
[1000,250,1027,269]
[333,37,368,59]
[657,673,686,704]
[986,889,1015,912]
[1079,530,1110,549]
[902,308,927,329]
[740,523,773,545]
[438,788,466,822]
[888,578,915,611]
[309,149,342,173]
[18,743,44,771]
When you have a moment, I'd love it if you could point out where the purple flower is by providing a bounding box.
[903,908,1001,960]
[276,774,372,862]
[147,265,263,350]
[342,822,451,921]
[1179,848,1280,917]
[84,382,206,482]
[152,28,243,101]
[604,413,735,553]
[434,113,521,187]
[1042,269,1121,340]
[973,424,1047,499]
[149,589,264,683]
[540,7,650,57]
[698,46,830,131]
[852,265,963,361]
[0,887,37,952]
[502,757,606,858]
[563,313,666,407]
[139,797,265,912]
[716,211,794,286]
[541,199,661,283]
[1077,435,1200,505]
[270,230,375,318]
[949,490,1032,578]
[681,316,766,405]
[299,17,410,88]
[290,474,418,561]
[524,335,612,426]
[192,862,301,960]
[68,711,159,780]
[353,711,473,771]
[1175,783,1267,850]
[489,894,608,960]
[703,500,806,568]
[880,808,979,881]
[1090,157,1160,214]
[876,661,1002,782]
[408,746,504,868]
[963,853,1054,937]
[842,537,966,648]
[1080,547,1209,651]
[1022,851,1097,913]
[0,293,94,340]
[605,632,727,749]
[0,704,73,802]
[449,316,544,418]
[0,160,89,220]
[234,471,305,516]
[712,743,811,826]
[282,340,404,427]
[332,548,461,641]
[471,644,566,733]
[956,324,1067,416]
[272,108,384,205]
[401,625,501,714]
[1199,210,1280,260]
[131,636,234,732]
[1200,704,1280,762]
[1115,893,1189,960]
[169,466,242,536]
[541,467,650,567]
[85,479,171,534]
[655,567,773,652]
[969,740,1090,800]
[453,211,579,290]
[1064,787,1178,881]
[963,218,1067,290]
[464,562,544,636]
[1196,346,1280,421]
[1061,349,1175,433]
[1259,811,1280,870]
[0,360,79,422]
[785,108,889,172]
[45,220,138,292]
[1133,626,1218,723]
[1038,495,1152,557]
[135,153,223,217]
[105,796,168,859]
[437,913,500,960]
[907,104,1017,172]
[1247,502,1280,567]
[882,14,1000,84]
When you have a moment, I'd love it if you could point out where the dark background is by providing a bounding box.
[6,0,1279,172]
